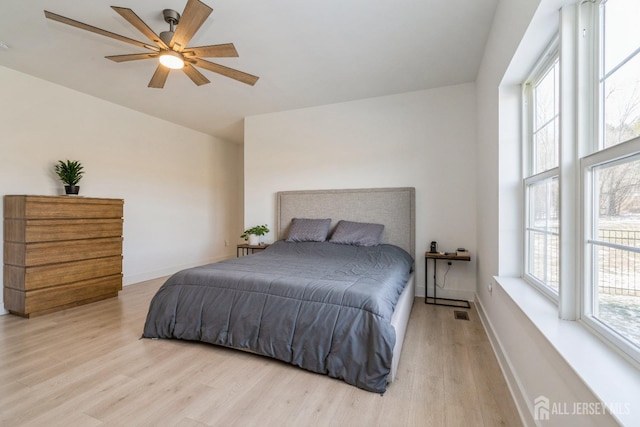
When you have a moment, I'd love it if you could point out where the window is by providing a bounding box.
[585,153,640,350]
[583,0,640,357]
[524,53,560,296]
[522,0,640,362]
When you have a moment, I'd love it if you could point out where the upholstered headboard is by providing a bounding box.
[276,187,415,259]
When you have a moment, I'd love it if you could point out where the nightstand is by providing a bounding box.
[424,251,471,308]
[237,243,269,257]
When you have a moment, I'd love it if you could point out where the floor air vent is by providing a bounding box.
[454,310,470,321]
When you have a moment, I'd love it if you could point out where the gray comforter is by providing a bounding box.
[142,240,413,393]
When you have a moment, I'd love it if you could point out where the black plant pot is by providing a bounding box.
[64,185,80,195]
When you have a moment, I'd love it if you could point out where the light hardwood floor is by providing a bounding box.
[0,277,521,426]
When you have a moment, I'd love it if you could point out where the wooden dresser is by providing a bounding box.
[3,195,124,318]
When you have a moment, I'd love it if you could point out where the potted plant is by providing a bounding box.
[54,160,84,195]
[241,224,269,246]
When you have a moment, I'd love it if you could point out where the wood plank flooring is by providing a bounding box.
[0,277,521,426]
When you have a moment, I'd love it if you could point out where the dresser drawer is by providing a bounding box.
[4,195,123,220]
[4,255,123,291]
[3,274,122,318]
[4,219,123,243]
[5,237,123,267]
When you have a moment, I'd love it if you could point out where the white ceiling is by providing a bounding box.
[0,0,497,144]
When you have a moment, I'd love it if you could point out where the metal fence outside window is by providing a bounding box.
[598,229,640,296]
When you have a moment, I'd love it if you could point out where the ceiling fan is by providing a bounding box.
[44,0,259,89]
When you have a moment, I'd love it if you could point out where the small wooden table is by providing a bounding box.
[236,243,269,257]
[424,251,471,308]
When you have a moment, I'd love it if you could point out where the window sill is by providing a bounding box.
[494,276,640,426]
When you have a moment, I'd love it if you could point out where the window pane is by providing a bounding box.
[533,120,559,173]
[526,177,559,292]
[532,60,559,173]
[591,155,640,347]
[602,53,640,147]
[534,66,558,128]
[528,231,559,292]
[602,0,640,74]
[600,0,640,148]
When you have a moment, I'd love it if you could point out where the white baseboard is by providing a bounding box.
[123,254,233,286]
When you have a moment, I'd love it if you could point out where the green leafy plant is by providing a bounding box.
[54,160,84,186]
[241,224,270,240]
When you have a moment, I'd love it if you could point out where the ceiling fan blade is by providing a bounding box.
[183,43,238,58]
[106,53,158,62]
[44,10,159,52]
[148,65,170,88]
[170,0,213,52]
[192,59,259,86]
[183,64,210,86]
[111,7,169,50]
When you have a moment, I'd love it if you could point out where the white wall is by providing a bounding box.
[475,0,619,425]
[1,66,243,312]
[244,84,478,300]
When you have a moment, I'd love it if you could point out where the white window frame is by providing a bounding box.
[521,0,640,363]
[578,0,640,364]
[523,42,561,301]
[581,136,640,363]
[523,172,560,300]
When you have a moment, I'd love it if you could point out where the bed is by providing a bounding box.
[142,187,416,393]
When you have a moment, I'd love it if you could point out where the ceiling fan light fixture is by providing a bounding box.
[44,1,259,89]
[159,50,184,69]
